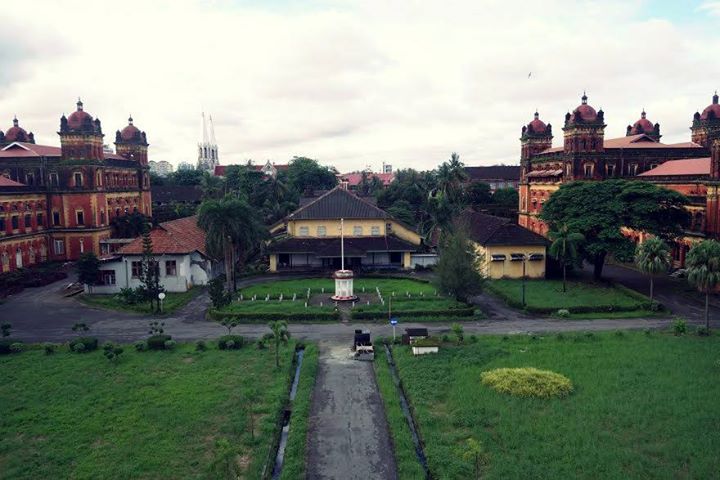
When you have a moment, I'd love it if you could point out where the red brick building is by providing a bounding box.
[0,100,152,272]
[518,92,720,267]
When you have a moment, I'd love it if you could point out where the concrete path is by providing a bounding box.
[306,342,397,480]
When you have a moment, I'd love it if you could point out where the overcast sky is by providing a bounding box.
[1,0,719,172]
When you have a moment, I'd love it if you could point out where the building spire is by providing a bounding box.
[581,91,588,104]
[714,90,719,104]
[208,114,217,145]
[201,112,209,144]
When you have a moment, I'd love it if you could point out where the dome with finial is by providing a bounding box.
[629,110,655,135]
[527,111,548,134]
[5,116,31,143]
[66,98,94,129]
[700,91,720,120]
[119,115,141,141]
[572,92,598,122]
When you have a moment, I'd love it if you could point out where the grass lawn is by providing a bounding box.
[487,279,649,312]
[238,277,436,299]
[0,341,301,479]
[78,288,201,315]
[381,331,720,479]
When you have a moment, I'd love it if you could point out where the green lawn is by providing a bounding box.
[78,288,200,315]
[487,279,649,313]
[0,341,302,479]
[238,277,436,299]
[381,332,720,479]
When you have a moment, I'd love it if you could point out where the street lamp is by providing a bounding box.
[158,292,166,313]
[521,254,527,308]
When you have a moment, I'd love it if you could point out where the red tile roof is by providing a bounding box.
[0,142,61,158]
[0,176,25,186]
[337,172,395,186]
[637,158,711,177]
[117,215,208,256]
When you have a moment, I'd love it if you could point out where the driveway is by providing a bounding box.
[306,342,397,480]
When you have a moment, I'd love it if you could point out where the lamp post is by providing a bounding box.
[521,254,527,308]
[158,292,166,313]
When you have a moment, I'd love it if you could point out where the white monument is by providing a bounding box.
[331,218,357,301]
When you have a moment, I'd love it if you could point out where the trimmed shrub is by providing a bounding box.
[43,342,58,355]
[441,334,450,342]
[0,339,16,355]
[208,310,339,323]
[164,340,177,350]
[69,337,98,353]
[218,335,244,350]
[134,340,147,352]
[9,342,23,353]
[147,334,172,350]
[556,309,570,318]
[195,340,207,351]
[696,326,710,337]
[469,335,478,343]
[481,367,573,398]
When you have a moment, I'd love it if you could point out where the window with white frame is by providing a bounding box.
[298,226,309,237]
[353,226,363,236]
[101,270,116,285]
[131,261,142,278]
[166,260,177,276]
[53,239,64,255]
[371,226,380,236]
[317,226,327,237]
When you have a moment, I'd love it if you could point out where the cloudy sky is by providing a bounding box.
[1,0,719,172]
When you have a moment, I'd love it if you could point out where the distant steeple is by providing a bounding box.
[197,112,219,172]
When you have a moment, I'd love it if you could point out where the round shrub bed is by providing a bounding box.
[480,367,573,398]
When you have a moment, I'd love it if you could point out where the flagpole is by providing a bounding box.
[341,218,345,270]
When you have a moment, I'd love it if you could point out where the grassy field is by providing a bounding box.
[382,332,720,479]
[78,288,200,315]
[279,344,319,480]
[487,279,649,312]
[0,341,301,479]
[238,277,436,299]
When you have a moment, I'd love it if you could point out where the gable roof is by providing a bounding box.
[638,157,711,177]
[0,176,25,187]
[289,186,391,221]
[337,172,396,186]
[461,210,548,247]
[0,142,61,158]
[117,215,207,256]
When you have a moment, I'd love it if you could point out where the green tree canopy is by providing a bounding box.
[548,225,585,293]
[686,239,720,331]
[434,228,485,301]
[286,156,337,194]
[540,180,688,279]
[634,237,671,303]
[76,253,100,291]
[465,181,492,208]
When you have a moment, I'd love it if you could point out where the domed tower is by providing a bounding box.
[115,116,149,165]
[2,117,35,146]
[520,111,553,179]
[59,99,104,161]
[691,91,720,148]
[626,110,661,141]
[562,93,606,179]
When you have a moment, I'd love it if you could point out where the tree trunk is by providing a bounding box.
[705,292,710,332]
[649,276,654,303]
[593,254,606,280]
[224,240,233,293]
[562,264,567,293]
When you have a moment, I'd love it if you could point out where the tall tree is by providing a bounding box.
[139,224,163,313]
[548,225,585,293]
[686,240,720,332]
[540,180,688,279]
[200,171,224,200]
[268,320,290,368]
[286,156,337,195]
[434,228,485,301]
[198,195,265,292]
[465,181,492,209]
[634,237,671,303]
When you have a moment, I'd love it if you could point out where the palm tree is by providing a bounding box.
[634,237,671,303]
[268,320,291,368]
[198,195,264,292]
[548,225,585,293]
[686,240,720,332]
[200,171,224,200]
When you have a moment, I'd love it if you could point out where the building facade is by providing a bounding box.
[518,92,720,267]
[267,186,422,271]
[464,165,521,191]
[0,100,152,272]
[149,160,174,176]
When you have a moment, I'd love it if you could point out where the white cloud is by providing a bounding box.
[698,1,720,16]
[1,0,719,172]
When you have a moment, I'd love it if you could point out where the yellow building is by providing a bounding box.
[463,211,548,279]
[268,186,423,272]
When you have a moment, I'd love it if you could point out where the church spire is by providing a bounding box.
[197,111,219,172]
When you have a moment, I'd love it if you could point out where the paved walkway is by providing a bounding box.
[306,342,397,480]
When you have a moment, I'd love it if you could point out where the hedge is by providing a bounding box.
[351,307,476,320]
[208,310,340,323]
[218,335,244,350]
[147,334,172,350]
[0,339,21,355]
[69,337,99,352]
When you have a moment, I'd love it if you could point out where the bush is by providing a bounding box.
[0,339,16,355]
[117,287,145,305]
[556,309,570,318]
[555,333,565,341]
[414,337,441,347]
[256,339,267,350]
[614,330,625,337]
[208,310,340,323]
[696,326,710,337]
[195,340,207,351]
[43,342,57,355]
[147,334,172,350]
[9,342,23,353]
[103,342,124,361]
[164,340,177,350]
[218,335,244,350]
[134,340,147,351]
[69,336,98,353]
[351,307,475,320]
[469,335,478,343]
[451,323,464,343]
[480,367,574,398]
[441,334,450,342]
[673,318,687,336]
